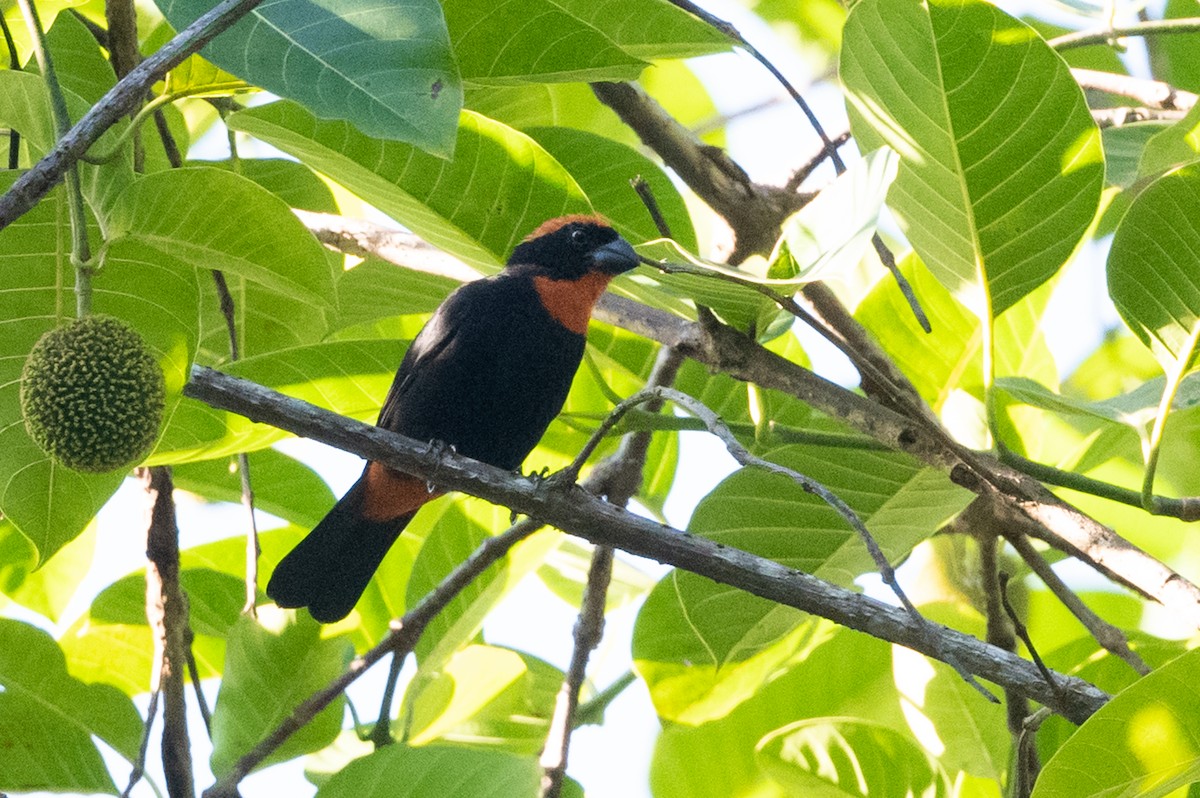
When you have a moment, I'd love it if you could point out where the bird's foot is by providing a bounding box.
[423,438,456,492]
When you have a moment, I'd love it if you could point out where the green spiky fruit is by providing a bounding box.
[20,314,166,473]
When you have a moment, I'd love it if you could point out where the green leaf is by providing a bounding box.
[634,445,971,723]
[1032,647,1200,798]
[407,499,561,671]
[407,644,561,754]
[334,258,459,332]
[0,519,96,622]
[841,0,1103,316]
[0,0,90,65]
[857,252,1058,411]
[165,54,252,98]
[44,9,116,105]
[208,157,340,214]
[537,538,656,611]
[105,167,336,307]
[1140,104,1200,179]
[0,176,200,563]
[151,339,405,463]
[774,146,899,284]
[1108,164,1200,391]
[1159,0,1200,94]
[997,373,1200,433]
[157,0,462,153]
[0,69,133,216]
[440,0,645,85]
[1104,123,1173,189]
[0,618,143,794]
[315,744,540,797]
[525,126,698,251]
[651,622,903,798]
[210,609,353,776]
[757,718,953,797]
[228,102,592,273]
[172,448,335,528]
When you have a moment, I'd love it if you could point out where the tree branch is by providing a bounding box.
[1049,17,1200,51]
[0,0,265,230]
[1072,68,1198,111]
[183,366,1110,724]
[294,212,1200,629]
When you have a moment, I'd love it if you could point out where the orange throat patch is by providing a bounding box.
[532,272,613,335]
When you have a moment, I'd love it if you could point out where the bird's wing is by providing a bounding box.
[375,282,480,431]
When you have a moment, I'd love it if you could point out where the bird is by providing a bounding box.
[266,215,640,623]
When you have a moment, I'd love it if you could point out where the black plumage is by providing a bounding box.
[267,216,638,622]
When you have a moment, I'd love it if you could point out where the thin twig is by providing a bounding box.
[631,176,673,239]
[659,0,845,173]
[1,13,20,171]
[999,572,1063,703]
[120,689,160,798]
[1049,17,1200,50]
[999,446,1200,522]
[1005,532,1150,676]
[202,520,542,798]
[785,130,852,191]
[184,633,213,735]
[540,347,683,796]
[0,0,266,230]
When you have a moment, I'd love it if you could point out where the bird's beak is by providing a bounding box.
[591,237,640,275]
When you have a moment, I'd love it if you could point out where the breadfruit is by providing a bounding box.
[20,315,165,473]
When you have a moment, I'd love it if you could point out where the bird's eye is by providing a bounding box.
[570,228,587,248]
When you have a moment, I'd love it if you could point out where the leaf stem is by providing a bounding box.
[17,0,92,317]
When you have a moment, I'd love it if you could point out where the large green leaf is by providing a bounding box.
[172,448,335,528]
[228,102,592,273]
[0,619,142,794]
[633,444,971,724]
[315,744,541,797]
[406,498,561,672]
[857,253,1058,412]
[0,519,95,622]
[210,609,353,776]
[449,0,727,74]
[105,167,336,307]
[757,719,953,797]
[152,339,405,463]
[651,622,904,798]
[1032,647,1200,798]
[1108,164,1200,374]
[0,70,133,218]
[407,644,561,754]
[43,9,116,105]
[840,0,1103,316]
[156,0,462,154]
[0,177,200,563]
[441,0,639,84]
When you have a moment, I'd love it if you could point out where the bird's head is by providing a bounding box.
[507,215,639,279]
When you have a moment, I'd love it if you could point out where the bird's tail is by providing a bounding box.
[266,473,417,623]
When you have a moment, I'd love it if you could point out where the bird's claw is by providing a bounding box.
[423,439,456,492]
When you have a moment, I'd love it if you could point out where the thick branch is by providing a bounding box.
[1072,68,1198,111]
[142,467,195,798]
[184,367,1109,724]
